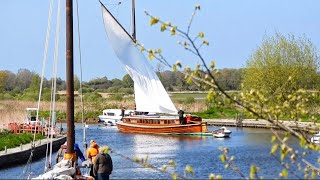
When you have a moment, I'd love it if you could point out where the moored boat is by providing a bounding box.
[117,114,208,135]
[98,109,134,126]
[212,126,232,138]
[311,131,320,144]
[101,3,209,135]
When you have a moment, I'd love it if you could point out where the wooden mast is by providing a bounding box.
[66,0,75,155]
[132,0,136,41]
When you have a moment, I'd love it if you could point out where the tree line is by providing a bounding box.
[0,68,244,100]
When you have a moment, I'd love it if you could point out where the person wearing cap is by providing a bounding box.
[55,142,85,164]
[87,140,100,178]
[178,107,185,125]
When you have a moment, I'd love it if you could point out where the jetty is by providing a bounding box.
[203,119,320,132]
[0,135,66,169]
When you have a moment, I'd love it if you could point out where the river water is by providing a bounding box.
[0,123,318,179]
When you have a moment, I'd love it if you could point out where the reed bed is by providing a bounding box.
[0,99,207,126]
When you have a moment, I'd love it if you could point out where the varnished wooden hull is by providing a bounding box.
[116,116,208,134]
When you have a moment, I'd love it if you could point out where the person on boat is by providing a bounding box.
[121,107,125,119]
[56,142,67,163]
[178,107,185,125]
[87,140,100,177]
[93,146,113,180]
[55,142,86,163]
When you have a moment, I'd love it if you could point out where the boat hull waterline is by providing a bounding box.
[116,121,208,135]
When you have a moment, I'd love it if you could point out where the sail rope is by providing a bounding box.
[47,0,62,170]
[20,0,54,178]
[75,0,87,156]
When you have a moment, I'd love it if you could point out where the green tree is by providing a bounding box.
[74,75,80,91]
[242,33,319,94]
[122,74,134,88]
[0,71,8,92]
[29,74,41,92]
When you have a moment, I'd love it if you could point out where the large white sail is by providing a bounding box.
[101,4,177,114]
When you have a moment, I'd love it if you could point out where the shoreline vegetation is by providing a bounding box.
[0,130,45,151]
[1,90,320,125]
[1,92,319,124]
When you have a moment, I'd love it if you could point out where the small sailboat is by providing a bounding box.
[100,2,208,135]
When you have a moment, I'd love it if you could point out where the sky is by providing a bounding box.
[0,0,319,82]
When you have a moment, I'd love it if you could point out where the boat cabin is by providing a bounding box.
[25,107,39,125]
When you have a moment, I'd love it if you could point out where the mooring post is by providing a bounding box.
[20,144,22,150]
[4,146,7,154]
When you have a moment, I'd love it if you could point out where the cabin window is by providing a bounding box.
[107,113,115,116]
[30,116,36,122]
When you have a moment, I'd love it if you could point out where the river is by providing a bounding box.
[0,123,318,179]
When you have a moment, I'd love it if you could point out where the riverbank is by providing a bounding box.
[0,135,66,169]
[203,118,320,133]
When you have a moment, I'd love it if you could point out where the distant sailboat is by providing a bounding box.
[100,2,209,135]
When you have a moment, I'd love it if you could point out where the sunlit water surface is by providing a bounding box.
[0,124,318,179]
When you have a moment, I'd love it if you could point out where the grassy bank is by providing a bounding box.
[0,130,45,151]
[193,106,240,119]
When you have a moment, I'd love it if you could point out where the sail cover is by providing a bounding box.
[101,4,177,114]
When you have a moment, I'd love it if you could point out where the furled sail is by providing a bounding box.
[101,4,177,114]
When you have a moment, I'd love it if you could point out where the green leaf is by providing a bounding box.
[219,155,226,163]
[160,24,166,32]
[172,173,178,180]
[170,26,177,36]
[186,76,193,84]
[150,17,159,26]
[199,32,204,38]
[209,174,215,180]
[172,65,177,72]
[165,21,171,26]
[168,159,176,168]
[311,170,317,179]
[185,165,194,175]
[140,45,145,52]
[250,165,256,179]
[203,40,209,45]
[210,61,215,69]
[281,169,288,178]
[148,52,154,60]
[270,144,278,155]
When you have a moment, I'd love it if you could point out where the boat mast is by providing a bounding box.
[132,0,136,41]
[66,0,75,155]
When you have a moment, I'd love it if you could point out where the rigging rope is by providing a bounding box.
[76,0,87,155]
[21,0,54,178]
[48,0,62,169]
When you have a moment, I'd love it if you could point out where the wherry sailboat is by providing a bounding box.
[100,2,209,135]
